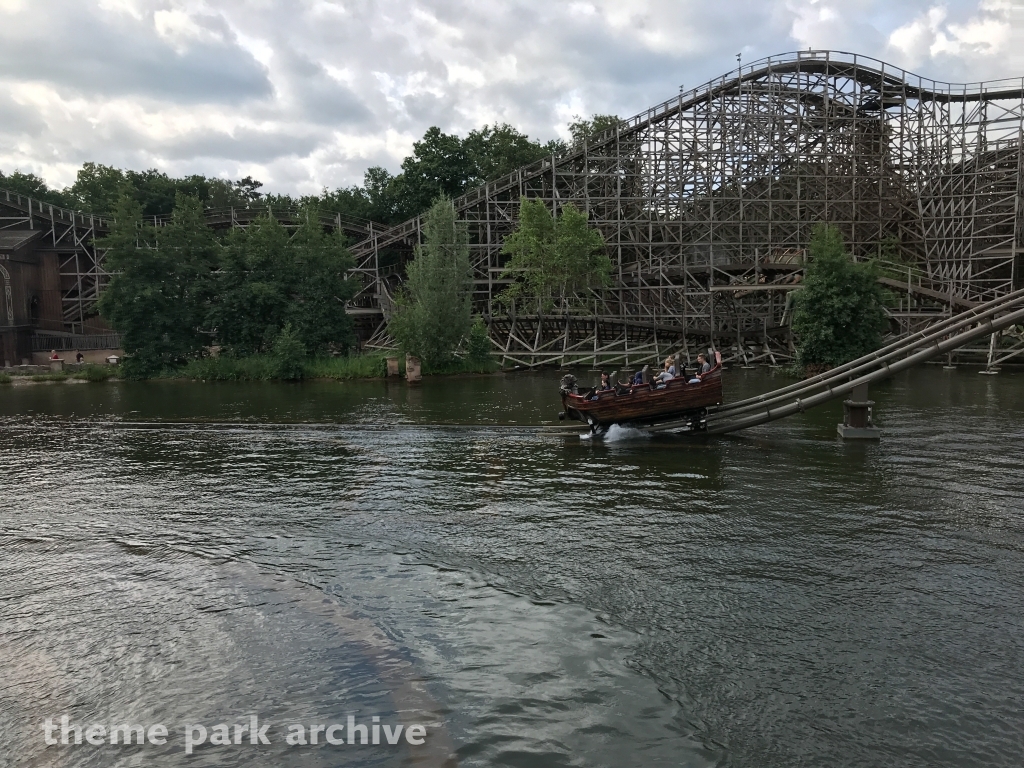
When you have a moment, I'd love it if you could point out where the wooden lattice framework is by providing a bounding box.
[351,50,1024,367]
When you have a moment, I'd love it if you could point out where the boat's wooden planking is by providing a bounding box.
[562,367,723,426]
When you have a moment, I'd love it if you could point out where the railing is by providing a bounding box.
[667,286,1024,434]
[351,49,1024,258]
[31,334,122,352]
[0,188,112,230]
[0,188,383,239]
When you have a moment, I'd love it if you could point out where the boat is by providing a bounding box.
[558,352,724,435]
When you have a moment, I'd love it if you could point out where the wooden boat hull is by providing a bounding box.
[561,367,723,429]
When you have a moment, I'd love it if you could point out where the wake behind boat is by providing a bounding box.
[559,352,724,436]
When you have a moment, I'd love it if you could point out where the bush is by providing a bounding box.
[303,355,389,380]
[466,318,492,363]
[70,365,116,382]
[270,324,306,381]
[180,355,280,381]
[0,373,11,384]
[30,373,68,382]
[422,356,498,375]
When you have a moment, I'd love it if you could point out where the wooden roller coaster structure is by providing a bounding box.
[5,50,1024,370]
[351,50,1024,370]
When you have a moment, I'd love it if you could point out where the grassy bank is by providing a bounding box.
[179,353,498,382]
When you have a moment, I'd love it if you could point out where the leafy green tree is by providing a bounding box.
[0,170,73,207]
[392,127,474,220]
[567,114,623,146]
[287,206,358,353]
[498,198,611,312]
[359,124,565,224]
[208,214,292,355]
[69,162,133,214]
[464,123,563,181]
[98,193,217,377]
[387,196,473,367]
[792,224,889,368]
[210,207,357,356]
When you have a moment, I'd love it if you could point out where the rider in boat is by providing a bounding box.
[653,356,676,388]
[689,353,711,383]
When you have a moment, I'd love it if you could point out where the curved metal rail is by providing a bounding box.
[643,287,1024,435]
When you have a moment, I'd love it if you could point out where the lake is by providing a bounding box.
[1,367,1023,767]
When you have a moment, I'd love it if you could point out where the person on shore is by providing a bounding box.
[689,353,712,384]
[75,351,84,364]
[49,350,59,360]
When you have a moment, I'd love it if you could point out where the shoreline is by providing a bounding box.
[0,370,506,386]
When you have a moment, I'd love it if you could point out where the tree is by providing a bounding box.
[209,206,357,357]
[393,127,475,220]
[567,114,623,147]
[98,193,217,376]
[498,198,611,312]
[358,124,566,225]
[68,162,133,214]
[208,214,292,355]
[387,196,473,367]
[0,170,73,207]
[286,206,358,353]
[464,123,563,182]
[792,224,889,368]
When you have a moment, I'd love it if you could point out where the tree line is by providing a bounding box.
[1,114,622,225]
[97,194,357,378]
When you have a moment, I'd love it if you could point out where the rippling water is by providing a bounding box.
[1,368,1023,767]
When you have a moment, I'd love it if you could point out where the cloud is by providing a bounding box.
[885,1,1014,79]
[1,0,1022,196]
[0,3,271,104]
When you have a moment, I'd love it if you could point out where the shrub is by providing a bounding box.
[180,355,279,381]
[270,324,306,381]
[466,318,492,363]
[303,355,389,380]
[0,373,11,384]
[70,365,115,382]
[30,373,68,382]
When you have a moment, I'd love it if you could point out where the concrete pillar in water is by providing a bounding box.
[386,356,400,377]
[405,354,422,384]
[837,382,880,439]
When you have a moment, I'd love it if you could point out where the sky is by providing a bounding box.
[1,0,1023,195]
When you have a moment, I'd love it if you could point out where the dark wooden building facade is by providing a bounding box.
[1,190,111,366]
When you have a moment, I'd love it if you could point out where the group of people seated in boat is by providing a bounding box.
[591,353,713,397]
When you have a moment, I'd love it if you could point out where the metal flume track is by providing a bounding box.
[644,287,1024,435]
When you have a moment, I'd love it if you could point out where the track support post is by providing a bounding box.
[837,382,881,440]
